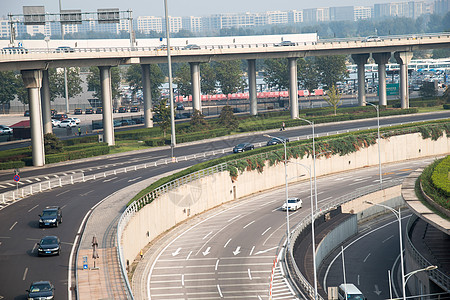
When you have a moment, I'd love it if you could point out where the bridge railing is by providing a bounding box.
[285,178,404,300]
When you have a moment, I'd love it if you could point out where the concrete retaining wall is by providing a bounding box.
[121,132,450,267]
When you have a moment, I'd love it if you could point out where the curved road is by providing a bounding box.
[0,112,446,299]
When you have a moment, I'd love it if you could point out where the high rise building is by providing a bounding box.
[330,6,355,21]
[182,16,202,33]
[136,16,163,33]
[434,0,450,14]
[354,6,373,20]
[288,10,303,23]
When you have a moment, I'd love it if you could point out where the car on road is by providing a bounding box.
[51,119,60,127]
[52,113,68,121]
[363,36,382,42]
[51,109,57,116]
[39,206,62,227]
[26,281,55,299]
[176,103,185,110]
[58,119,77,128]
[121,119,136,126]
[85,108,94,114]
[275,41,295,47]
[96,107,103,114]
[24,110,30,116]
[113,120,122,127]
[2,46,28,54]
[66,117,80,124]
[266,136,289,146]
[183,44,201,50]
[233,143,254,153]
[130,106,140,112]
[37,236,61,256]
[74,108,83,115]
[55,46,74,53]
[155,44,174,51]
[281,197,302,211]
[118,106,128,113]
[0,125,13,135]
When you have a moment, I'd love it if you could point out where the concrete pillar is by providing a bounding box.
[99,66,115,146]
[248,59,257,116]
[394,51,413,109]
[288,57,299,119]
[21,70,45,167]
[190,62,201,112]
[373,52,391,106]
[141,64,153,128]
[351,54,370,106]
[41,69,52,134]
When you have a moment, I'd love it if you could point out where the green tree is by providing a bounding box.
[173,63,191,97]
[324,85,342,115]
[298,58,320,107]
[419,82,438,99]
[0,71,21,108]
[152,98,172,137]
[48,67,83,101]
[44,133,63,154]
[263,58,289,91]
[442,86,450,103]
[218,105,239,130]
[214,60,246,103]
[87,66,121,100]
[190,109,208,131]
[200,63,217,95]
[315,55,348,90]
[125,64,164,100]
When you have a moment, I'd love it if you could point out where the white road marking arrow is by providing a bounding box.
[374,284,382,295]
[172,247,181,256]
[254,246,278,255]
[233,246,241,256]
[203,247,211,256]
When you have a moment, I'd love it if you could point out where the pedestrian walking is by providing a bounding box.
[282,122,285,131]
[78,127,81,136]
[140,249,143,259]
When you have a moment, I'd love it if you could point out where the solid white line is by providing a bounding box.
[363,253,371,263]
[56,190,70,197]
[22,268,28,280]
[217,284,223,298]
[28,205,39,212]
[32,243,37,253]
[248,268,252,280]
[243,220,255,229]
[186,251,192,260]
[9,221,17,231]
[215,259,220,271]
[224,239,232,248]
[261,227,271,235]
[358,274,360,285]
[181,274,185,286]
[382,235,394,243]
[203,231,212,240]
[250,246,255,256]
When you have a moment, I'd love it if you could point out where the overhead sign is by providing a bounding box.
[23,6,46,25]
[97,8,120,24]
[60,9,82,24]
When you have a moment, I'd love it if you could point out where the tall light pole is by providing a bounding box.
[59,0,69,113]
[163,0,176,159]
[365,201,406,300]
[366,102,382,189]
[404,266,437,286]
[299,118,317,211]
[264,134,289,244]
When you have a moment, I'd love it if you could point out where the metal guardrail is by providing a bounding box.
[406,215,450,292]
[285,178,405,300]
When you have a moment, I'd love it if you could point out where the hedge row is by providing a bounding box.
[45,144,110,164]
[431,155,450,198]
[390,98,443,108]
[420,159,450,210]
[0,160,26,170]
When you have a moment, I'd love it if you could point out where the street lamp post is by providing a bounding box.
[366,102,382,189]
[404,265,438,286]
[163,0,176,159]
[299,118,317,211]
[365,201,406,300]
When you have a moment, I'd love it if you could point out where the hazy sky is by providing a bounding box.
[3,0,404,17]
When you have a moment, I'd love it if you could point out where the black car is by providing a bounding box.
[183,44,201,50]
[39,207,62,228]
[37,236,61,256]
[233,143,255,153]
[85,108,94,114]
[26,281,55,299]
[176,103,185,110]
[24,110,30,116]
[266,136,289,146]
[55,46,74,53]
[118,106,128,113]
[74,108,83,115]
[96,107,103,114]
[130,106,140,112]
[51,109,57,116]
[52,113,68,121]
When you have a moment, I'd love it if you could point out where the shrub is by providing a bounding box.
[420,159,450,210]
[0,160,25,170]
[431,156,450,198]
[44,133,63,154]
[443,104,450,109]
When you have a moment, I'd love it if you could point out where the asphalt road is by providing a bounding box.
[0,111,445,299]
[1,111,449,194]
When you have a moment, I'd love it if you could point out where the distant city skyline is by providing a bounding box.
[2,0,432,17]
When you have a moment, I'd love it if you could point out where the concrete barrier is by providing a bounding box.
[120,132,450,279]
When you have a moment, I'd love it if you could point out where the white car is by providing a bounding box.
[282,197,303,211]
[66,117,80,124]
[51,119,61,127]
[58,120,77,128]
[0,125,13,135]
[363,36,382,42]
